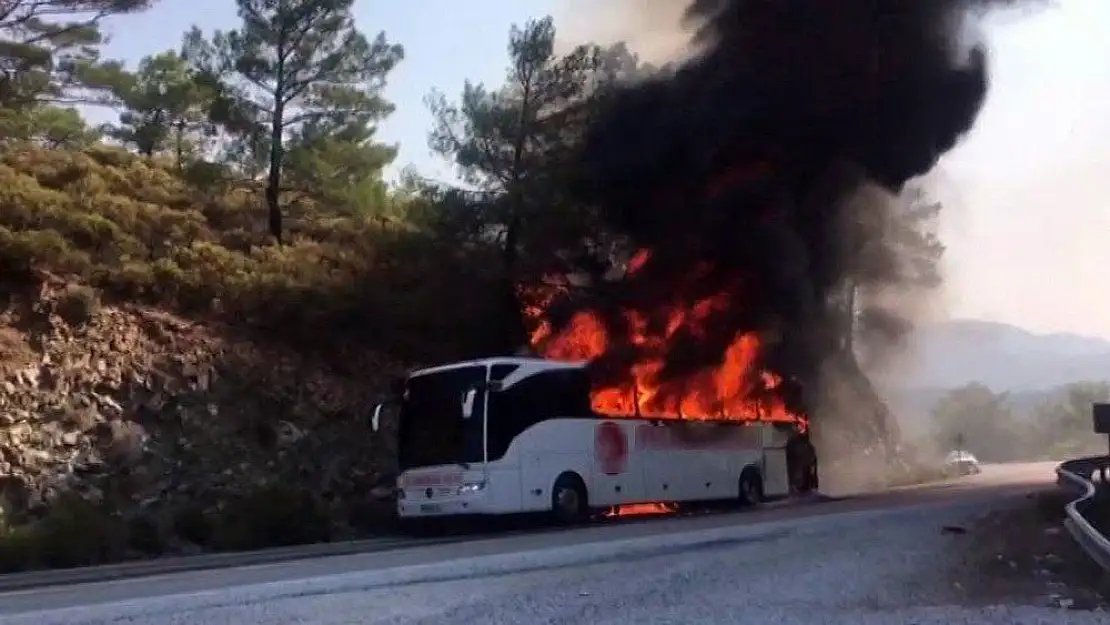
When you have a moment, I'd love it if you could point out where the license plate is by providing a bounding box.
[419,503,441,513]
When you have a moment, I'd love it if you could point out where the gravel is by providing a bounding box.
[1,492,1105,625]
[943,490,1109,609]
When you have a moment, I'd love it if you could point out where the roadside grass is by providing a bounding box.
[0,488,396,574]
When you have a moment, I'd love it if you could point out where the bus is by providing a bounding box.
[370,357,813,524]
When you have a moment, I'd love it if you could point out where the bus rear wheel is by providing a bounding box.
[738,468,763,507]
[551,473,589,525]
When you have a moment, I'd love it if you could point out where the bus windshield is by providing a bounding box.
[397,365,486,470]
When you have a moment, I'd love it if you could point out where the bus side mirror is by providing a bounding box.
[370,403,384,432]
[461,388,477,419]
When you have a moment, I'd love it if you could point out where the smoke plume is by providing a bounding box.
[545,0,1032,411]
[553,0,692,63]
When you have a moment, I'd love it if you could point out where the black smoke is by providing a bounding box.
[551,0,1032,409]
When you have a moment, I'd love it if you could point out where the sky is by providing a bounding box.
[94,0,556,182]
[93,0,1110,339]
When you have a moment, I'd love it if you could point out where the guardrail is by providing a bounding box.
[1055,454,1110,572]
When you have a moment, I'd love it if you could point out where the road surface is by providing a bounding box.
[0,461,1096,624]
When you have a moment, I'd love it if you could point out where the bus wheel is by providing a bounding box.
[551,473,589,525]
[738,468,763,507]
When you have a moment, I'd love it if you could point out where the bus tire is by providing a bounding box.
[738,467,763,507]
[551,472,589,525]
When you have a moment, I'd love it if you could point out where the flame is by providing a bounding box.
[523,248,805,429]
[605,502,678,518]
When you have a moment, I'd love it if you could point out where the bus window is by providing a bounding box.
[397,365,486,470]
[490,364,520,384]
[486,368,594,461]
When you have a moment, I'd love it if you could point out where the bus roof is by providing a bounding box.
[409,356,586,379]
[404,357,803,428]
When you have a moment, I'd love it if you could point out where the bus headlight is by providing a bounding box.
[457,481,486,495]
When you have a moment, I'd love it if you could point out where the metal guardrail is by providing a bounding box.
[1055,454,1110,572]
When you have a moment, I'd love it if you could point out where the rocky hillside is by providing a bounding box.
[0,276,410,570]
[0,144,509,572]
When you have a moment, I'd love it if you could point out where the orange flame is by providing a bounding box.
[523,249,805,429]
[605,502,678,518]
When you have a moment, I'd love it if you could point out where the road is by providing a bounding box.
[0,461,1096,624]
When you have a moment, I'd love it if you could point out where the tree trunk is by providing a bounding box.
[266,102,285,245]
[174,120,185,170]
[498,212,528,353]
[498,80,533,353]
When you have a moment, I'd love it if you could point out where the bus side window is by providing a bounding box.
[486,369,587,461]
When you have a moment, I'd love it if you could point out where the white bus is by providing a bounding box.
[371,357,810,524]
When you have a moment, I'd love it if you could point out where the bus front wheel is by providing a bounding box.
[738,468,764,507]
[551,472,589,524]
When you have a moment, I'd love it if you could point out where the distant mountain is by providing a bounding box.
[869,319,1110,437]
[890,319,1110,392]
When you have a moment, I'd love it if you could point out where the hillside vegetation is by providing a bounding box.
[0,145,500,365]
[0,147,469,571]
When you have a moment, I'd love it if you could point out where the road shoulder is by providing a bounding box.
[941,489,1110,611]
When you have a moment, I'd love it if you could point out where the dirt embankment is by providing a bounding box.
[0,276,407,571]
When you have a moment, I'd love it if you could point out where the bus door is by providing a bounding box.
[591,420,646,506]
[654,422,734,502]
[681,422,736,500]
[638,421,689,502]
[759,425,791,497]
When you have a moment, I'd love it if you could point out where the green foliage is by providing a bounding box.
[186,0,405,241]
[0,145,503,362]
[929,381,1109,462]
[104,50,215,162]
[0,105,101,148]
[207,485,333,551]
[283,114,398,217]
[0,0,154,108]
[427,17,602,214]
[1032,382,1110,458]
[0,495,129,573]
[930,383,1024,462]
[426,19,641,348]
[426,23,663,280]
[0,487,343,572]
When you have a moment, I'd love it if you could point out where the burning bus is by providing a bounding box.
[371,356,814,524]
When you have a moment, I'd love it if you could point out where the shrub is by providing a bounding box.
[54,284,101,325]
[172,505,214,546]
[0,526,35,574]
[0,145,502,362]
[208,485,334,551]
[0,495,130,572]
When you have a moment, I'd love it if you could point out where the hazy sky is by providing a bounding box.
[95,0,1110,338]
[931,0,1110,339]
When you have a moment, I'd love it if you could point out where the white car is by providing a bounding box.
[944,450,981,476]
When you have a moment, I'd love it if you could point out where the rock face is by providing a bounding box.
[810,350,933,495]
[0,277,408,557]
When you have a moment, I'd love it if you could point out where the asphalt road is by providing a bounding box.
[0,461,1086,624]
